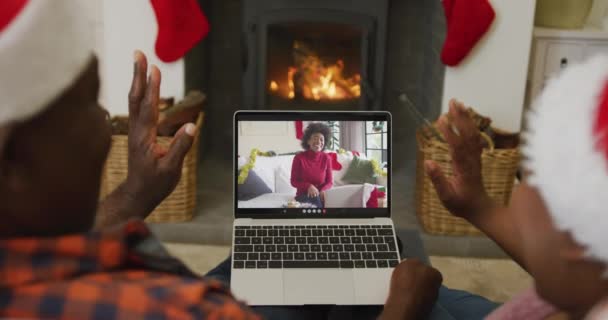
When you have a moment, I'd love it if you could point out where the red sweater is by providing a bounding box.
[291,150,333,196]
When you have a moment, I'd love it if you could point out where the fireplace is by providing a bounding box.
[242,0,388,110]
[189,0,446,162]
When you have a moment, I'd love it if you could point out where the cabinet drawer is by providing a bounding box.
[585,43,608,59]
[543,41,584,76]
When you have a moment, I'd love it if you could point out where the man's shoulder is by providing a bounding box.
[5,272,258,318]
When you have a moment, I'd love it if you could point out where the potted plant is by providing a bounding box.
[372,121,384,132]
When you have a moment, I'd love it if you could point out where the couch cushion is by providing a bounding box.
[250,154,294,193]
[333,151,368,186]
[341,156,378,184]
[251,156,282,193]
[238,193,294,208]
[324,185,364,208]
[237,170,272,201]
[275,166,297,194]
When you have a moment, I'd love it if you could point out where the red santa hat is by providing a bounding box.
[0,0,93,125]
[524,54,608,265]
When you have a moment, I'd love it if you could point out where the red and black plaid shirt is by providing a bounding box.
[0,220,260,319]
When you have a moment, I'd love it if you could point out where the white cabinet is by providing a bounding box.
[526,28,608,112]
[543,42,584,76]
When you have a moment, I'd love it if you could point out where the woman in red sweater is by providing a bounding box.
[291,123,333,208]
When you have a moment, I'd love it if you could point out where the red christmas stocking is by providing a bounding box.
[366,187,380,208]
[327,152,343,171]
[594,81,608,160]
[150,0,210,63]
[295,121,304,139]
[441,0,495,66]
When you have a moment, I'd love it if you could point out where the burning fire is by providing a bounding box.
[269,81,278,91]
[269,41,361,101]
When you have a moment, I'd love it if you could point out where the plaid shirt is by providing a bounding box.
[0,220,260,320]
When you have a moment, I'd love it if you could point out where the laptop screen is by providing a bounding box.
[234,111,390,219]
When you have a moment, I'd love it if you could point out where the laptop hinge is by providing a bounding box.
[233,217,392,225]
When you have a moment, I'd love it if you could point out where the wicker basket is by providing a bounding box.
[535,0,592,29]
[415,127,520,236]
[100,112,204,223]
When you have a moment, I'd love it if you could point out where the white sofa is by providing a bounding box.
[238,152,385,208]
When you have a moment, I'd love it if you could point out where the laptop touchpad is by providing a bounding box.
[284,269,355,305]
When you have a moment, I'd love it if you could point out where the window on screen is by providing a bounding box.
[237,120,388,210]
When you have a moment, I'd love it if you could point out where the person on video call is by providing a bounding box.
[290,123,334,208]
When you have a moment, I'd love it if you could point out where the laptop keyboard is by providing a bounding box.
[232,225,400,269]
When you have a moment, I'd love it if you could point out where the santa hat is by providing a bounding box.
[0,0,93,126]
[523,54,608,265]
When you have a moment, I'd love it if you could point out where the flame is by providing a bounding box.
[269,81,278,91]
[287,67,296,99]
[270,43,360,101]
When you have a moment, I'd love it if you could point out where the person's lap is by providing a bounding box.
[295,194,323,208]
[204,258,382,320]
[431,287,499,320]
[204,229,499,320]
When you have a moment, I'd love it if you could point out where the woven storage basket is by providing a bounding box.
[100,112,204,223]
[415,127,520,236]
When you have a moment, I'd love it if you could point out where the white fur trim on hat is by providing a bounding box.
[0,0,93,125]
[524,55,608,265]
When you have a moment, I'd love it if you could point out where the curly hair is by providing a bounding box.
[300,122,331,150]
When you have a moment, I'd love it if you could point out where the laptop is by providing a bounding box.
[231,111,400,305]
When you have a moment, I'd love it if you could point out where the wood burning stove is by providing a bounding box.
[242,0,388,110]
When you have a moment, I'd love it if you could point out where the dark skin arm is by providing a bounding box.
[378,259,443,320]
[95,51,196,228]
[424,99,527,269]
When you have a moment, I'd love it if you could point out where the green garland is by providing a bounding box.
[370,159,388,177]
[237,148,387,185]
[237,148,275,184]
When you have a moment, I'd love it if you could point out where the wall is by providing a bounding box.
[95,0,185,116]
[238,121,301,156]
[441,0,536,132]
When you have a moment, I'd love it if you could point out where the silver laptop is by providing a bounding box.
[231,111,400,305]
